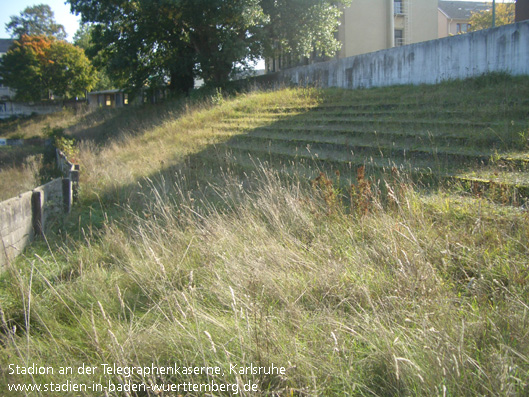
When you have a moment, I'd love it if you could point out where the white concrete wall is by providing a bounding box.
[270,21,529,89]
[0,101,62,119]
[0,191,34,268]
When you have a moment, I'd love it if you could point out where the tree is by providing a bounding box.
[73,23,114,90]
[469,3,515,31]
[67,0,348,91]
[0,35,97,101]
[260,0,345,63]
[6,4,67,40]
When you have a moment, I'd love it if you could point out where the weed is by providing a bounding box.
[351,165,373,216]
[311,171,342,214]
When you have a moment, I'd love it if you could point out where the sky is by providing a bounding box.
[1,0,80,41]
[0,0,516,45]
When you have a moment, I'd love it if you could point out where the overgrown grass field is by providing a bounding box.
[1,76,528,395]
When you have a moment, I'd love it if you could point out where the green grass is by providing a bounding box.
[1,76,529,396]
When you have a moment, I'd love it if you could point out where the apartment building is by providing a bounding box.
[338,0,438,58]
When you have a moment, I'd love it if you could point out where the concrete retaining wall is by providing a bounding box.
[0,102,63,120]
[0,138,52,147]
[0,178,72,268]
[0,149,78,268]
[0,191,34,268]
[261,21,529,89]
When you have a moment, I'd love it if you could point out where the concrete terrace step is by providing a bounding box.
[223,143,433,173]
[211,123,503,147]
[226,134,493,165]
[219,145,529,200]
[232,106,528,121]
[220,114,516,132]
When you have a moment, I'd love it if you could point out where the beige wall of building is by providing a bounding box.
[338,0,438,58]
[438,10,469,37]
[437,2,491,38]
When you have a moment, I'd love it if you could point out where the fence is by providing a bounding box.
[0,149,79,268]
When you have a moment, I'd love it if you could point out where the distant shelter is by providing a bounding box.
[87,89,129,108]
[87,87,169,108]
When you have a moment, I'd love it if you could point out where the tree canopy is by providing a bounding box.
[469,3,515,31]
[73,23,114,91]
[67,0,349,92]
[6,4,67,40]
[0,35,97,101]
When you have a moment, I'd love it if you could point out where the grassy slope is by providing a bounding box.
[1,78,529,396]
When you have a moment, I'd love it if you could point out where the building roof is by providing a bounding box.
[87,89,123,95]
[0,39,15,54]
[438,1,491,20]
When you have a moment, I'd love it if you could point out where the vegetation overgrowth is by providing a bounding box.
[1,76,528,395]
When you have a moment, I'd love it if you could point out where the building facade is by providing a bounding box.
[438,1,491,38]
[338,0,438,58]
[0,39,16,101]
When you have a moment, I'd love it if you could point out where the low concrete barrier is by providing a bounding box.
[0,149,79,268]
[56,149,80,201]
[0,191,34,268]
[0,178,72,268]
[0,138,52,147]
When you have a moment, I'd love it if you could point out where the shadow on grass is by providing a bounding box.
[62,76,529,238]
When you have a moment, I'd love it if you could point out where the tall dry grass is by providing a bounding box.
[1,158,528,395]
[1,83,528,395]
[0,154,43,201]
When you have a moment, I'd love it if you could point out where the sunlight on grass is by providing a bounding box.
[1,78,528,395]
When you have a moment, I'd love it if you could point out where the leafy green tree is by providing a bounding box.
[469,3,515,31]
[73,23,114,90]
[261,0,346,62]
[67,0,348,91]
[6,4,67,40]
[0,35,97,101]
[72,23,93,50]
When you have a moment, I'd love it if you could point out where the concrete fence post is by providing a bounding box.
[70,166,80,203]
[31,190,43,237]
[62,178,72,213]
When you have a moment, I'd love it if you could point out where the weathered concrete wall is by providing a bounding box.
[0,138,52,147]
[0,102,63,119]
[34,179,65,232]
[0,178,72,268]
[0,191,34,268]
[263,21,529,89]
[0,147,79,268]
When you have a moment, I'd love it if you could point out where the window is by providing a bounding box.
[457,23,470,33]
[105,95,112,107]
[395,29,404,46]
[124,93,128,105]
[394,0,403,14]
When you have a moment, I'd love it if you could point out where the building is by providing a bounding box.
[87,89,129,108]
[438,1,491,37]
[267,0,438,72]
[338,0,439,58]
[86,88,170,108]
[0,39,16,101]
[515,0,529,22]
